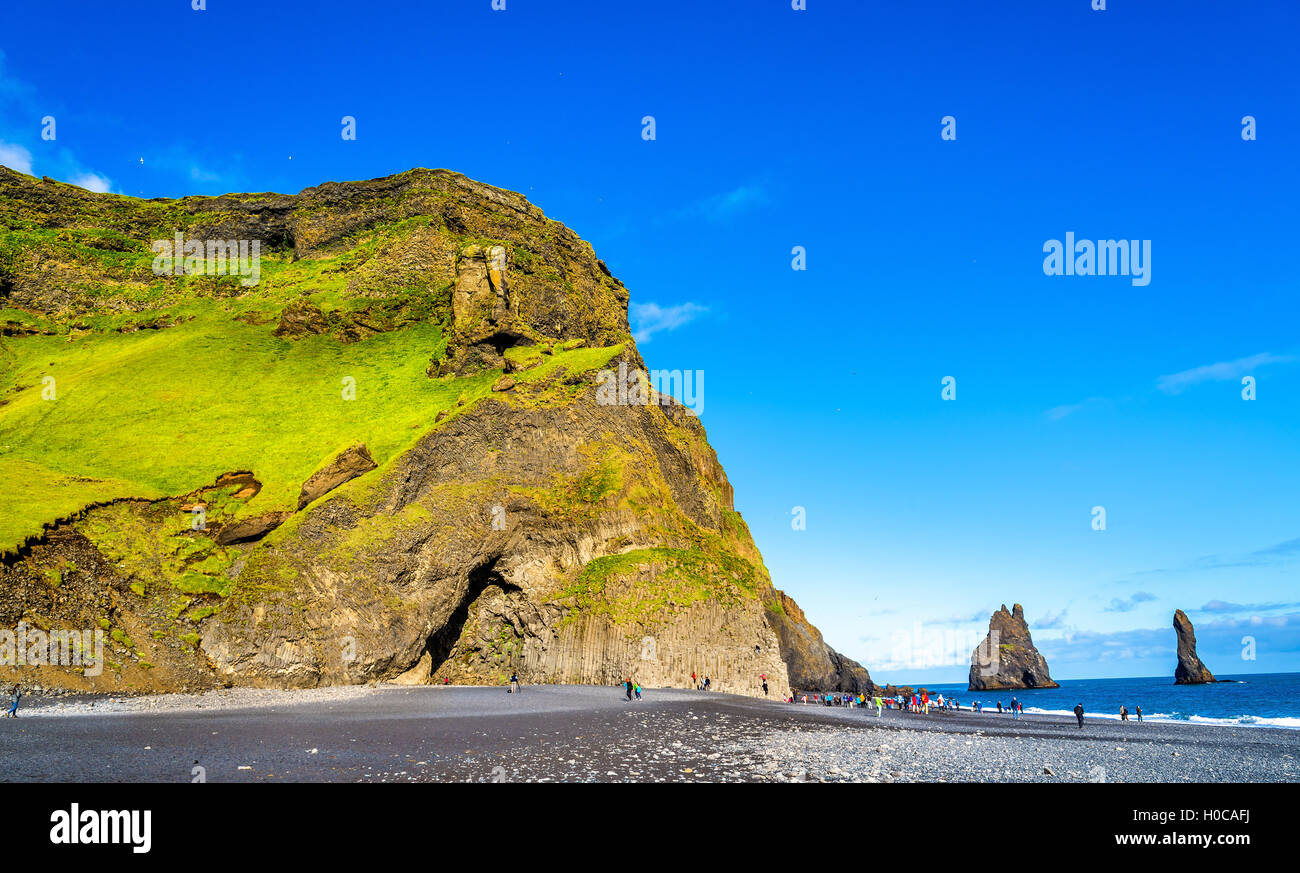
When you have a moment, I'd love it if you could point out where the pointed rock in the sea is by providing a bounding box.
[968,603,1059,691]
[1173,608,1216,684]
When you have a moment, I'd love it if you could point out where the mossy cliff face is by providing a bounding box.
[0,166,830,698]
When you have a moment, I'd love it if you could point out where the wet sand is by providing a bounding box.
[3,685,1297,782]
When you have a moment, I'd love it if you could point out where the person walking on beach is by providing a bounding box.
[625,678,634,701]
[703,677,711,691]
[5,683,20,718]
[634,682,642,701]
[1120,704,1128,722]
[762,679,769,696]
[692,671,697,689]
[1135,705,1143,722]
[1010,696,1019,720]
[1073,702,1085,728]
[510,671,520,694]
[874,695,883,717]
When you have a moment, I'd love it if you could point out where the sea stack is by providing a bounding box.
[1173,609,1216,684]
[968,603,1059,691]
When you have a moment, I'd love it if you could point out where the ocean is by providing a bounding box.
[915,672,1300,729]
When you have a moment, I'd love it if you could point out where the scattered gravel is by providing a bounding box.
[3,685,1295,782]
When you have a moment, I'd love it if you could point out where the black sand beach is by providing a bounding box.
[4,685,1297,783]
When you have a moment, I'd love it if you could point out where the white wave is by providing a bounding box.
[1021,707,1300,729]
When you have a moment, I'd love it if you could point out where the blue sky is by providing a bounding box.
[2,0,1297,682]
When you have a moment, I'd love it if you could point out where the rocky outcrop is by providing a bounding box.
[215,512,291,546]
[0,166,848,700]
[297,444,377,510]
[272,300,330,338]
[968,603,1059,691]
[1173,609,1215,684]
[0,166,634,356]
[195,375,791,700]
[764,589,874,693]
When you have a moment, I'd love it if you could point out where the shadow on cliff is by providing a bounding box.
[424,559,523,675]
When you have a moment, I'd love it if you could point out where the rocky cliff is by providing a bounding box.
[968,603,1059,691]
[0,166,848,699]
[763,589,874,693]
[1173,609,1216,684]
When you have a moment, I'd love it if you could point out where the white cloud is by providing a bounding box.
[1157,352,1296,395]
[1104,591,1157,613]
[0,139,33,175]
[695,184,767,220]
[69,171,112,193]
[630,301,707,343]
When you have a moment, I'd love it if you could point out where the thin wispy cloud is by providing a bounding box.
[0,53,115,192]
[1045,397,1106,421]
[1157,352,1296,395]
[1042,613,1300,667]
[1105,591,1157,613]
[674,182,770,224]
[1134,535,1300,577]
[696,184,767,220]
[1253,537,1300,558]
[1201,599,1300,614]
[630,301,707,343]
[1035,608,1070,629]
[919,608,991,627]
[0,139,32,175]
[70,172,112,193]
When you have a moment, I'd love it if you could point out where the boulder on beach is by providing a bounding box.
[1173,609,1216,684]
[968,603,1059,691]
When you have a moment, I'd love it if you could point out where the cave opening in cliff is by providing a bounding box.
[482,330,533,356]
[423,559,522,676]
[263,227,296,258]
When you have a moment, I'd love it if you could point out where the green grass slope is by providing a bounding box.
[0,304,479,549]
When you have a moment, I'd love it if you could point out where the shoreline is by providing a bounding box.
[3,685,1297,782]
[12,683,1300,730]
